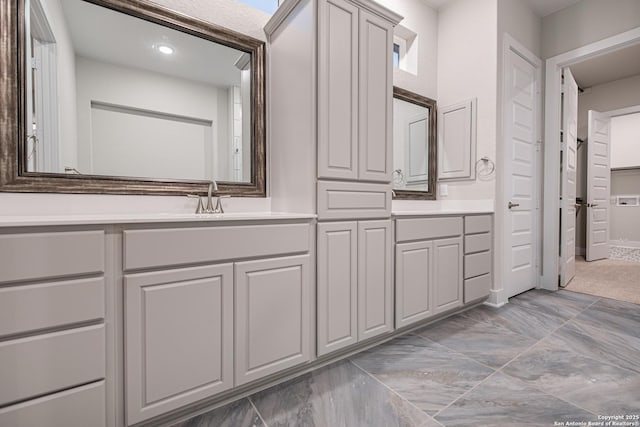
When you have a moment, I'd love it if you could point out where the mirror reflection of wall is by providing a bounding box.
[393,98,430,191]
[26,0,252,183]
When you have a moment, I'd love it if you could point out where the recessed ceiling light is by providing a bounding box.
[156,44,174,55]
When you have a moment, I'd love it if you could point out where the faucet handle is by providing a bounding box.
[214,195,231,214]
[187,194,205,214]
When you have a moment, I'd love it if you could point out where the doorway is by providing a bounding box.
[542,27,640,290]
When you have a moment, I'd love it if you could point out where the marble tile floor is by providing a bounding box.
[610,245,640,263]
[173,289,640,427]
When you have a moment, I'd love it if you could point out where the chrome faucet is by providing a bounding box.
[187,180,230,214]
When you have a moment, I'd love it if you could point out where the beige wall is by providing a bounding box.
[610,169,640,243]
[436,0,498,201]
[542,0,640,59]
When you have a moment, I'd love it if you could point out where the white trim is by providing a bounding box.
[542,26,640,290]
[610,240,640,249]
[604,104,640,118]
[500,34,542,306]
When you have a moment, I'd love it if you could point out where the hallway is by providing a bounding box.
[173,289,640,427]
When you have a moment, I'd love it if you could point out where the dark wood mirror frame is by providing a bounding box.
[392,86,437,200]
[0,0,266,196]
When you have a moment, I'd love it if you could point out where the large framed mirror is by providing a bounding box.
[0,0,265,196]
[392,87,437,200]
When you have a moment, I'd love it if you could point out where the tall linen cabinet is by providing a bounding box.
[266,0,402,357]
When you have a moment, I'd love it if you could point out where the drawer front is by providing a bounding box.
[317,180,391,220]
[464,273,492,303]
[0,278,104,339]
[0,381,105,427]
[464,215,492,234]
[124,223,311,271]
[396,216,463,243]
[464,251,492,279]
[464,233,491,254]
[0,325,105,406]
[0,230,104,284]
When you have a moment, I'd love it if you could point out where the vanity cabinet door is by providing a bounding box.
[124,264,233,425]
[358,9,393,183]
[235,255,311,386]
[317,0,359,180]
[433,236,463,314]
[317,222,358,356]
[358,220,393,341]
[395,241,434,328]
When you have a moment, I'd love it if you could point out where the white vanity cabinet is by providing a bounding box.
[266,0,400,220]
[0,229,107,427]
[315,0,396,183]
[394,217,464,328]
[317,219,392,356]
[464,215,493,303]
[122,221,313,425]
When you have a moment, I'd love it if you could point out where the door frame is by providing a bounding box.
[542,26,640,289]
[495,34,542,306]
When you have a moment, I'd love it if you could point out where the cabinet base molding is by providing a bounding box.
[132,301,483,427]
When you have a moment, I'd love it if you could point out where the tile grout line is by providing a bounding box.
[428,295,603,419]
[347,358,445,427]
[410,332,500,373]
[247,396,269,427]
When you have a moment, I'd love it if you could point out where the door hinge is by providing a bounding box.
[31,58,38,70]
[536,139,542,152]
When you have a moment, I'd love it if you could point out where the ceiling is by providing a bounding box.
[569,43,640,88]
[420,0,580,17]
[61,0,245,88]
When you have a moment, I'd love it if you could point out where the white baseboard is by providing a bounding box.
[576,247,585,256]
[610,240,640,249]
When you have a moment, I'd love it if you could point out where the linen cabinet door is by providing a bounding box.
[357,220,393,341]
[433,237,463,314]
[358,9,393,183]
[317,222,358,356]
[235,255,311,385]
[317,0,359,180]
[395,241,434,328]
[124,264,233,425]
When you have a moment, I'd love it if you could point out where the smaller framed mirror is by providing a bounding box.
[392,87,437,200]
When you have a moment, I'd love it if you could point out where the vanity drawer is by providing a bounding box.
[0,230,105,284]
[464,273,492,303]
[464,215,492,234]
[317,180,391,220]
[0,277,104,339]
[123,223,311,271]
[0,324,105,406]
[464,251,492,279]
[464,233,491,254]
[0,381,105,427]
[396,216,463,242]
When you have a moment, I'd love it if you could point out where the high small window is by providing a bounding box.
[393,43,400,69]
[238,0,279,14]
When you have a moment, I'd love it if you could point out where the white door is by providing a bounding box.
[586,110,611,261]
[504,48,539,298]
[561,68,578,285]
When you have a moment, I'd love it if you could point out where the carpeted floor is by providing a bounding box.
[566,256,640,304]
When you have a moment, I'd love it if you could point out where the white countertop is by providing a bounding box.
[0,212,317,227]
[392,199,494,216]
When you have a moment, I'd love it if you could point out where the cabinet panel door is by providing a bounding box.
[317,0,359,180]
[433,237,463,314]
[395,241,434,328]
[357,220,393,340]
[358,10,393,182]
[235,255,311,385]
[317,222,357,356]
[125,264,233,425]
